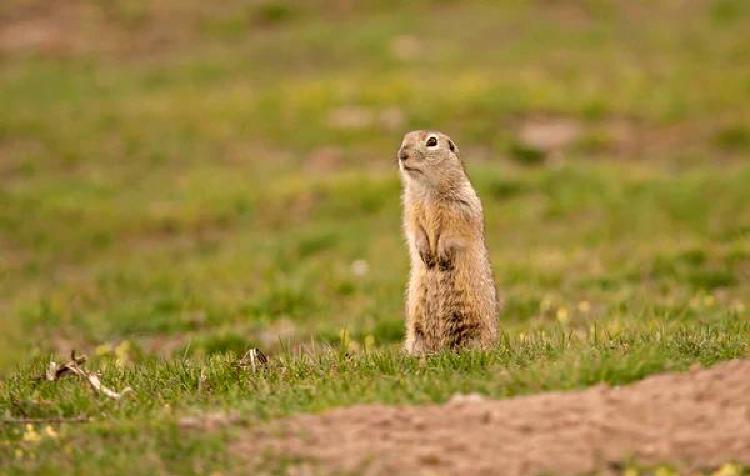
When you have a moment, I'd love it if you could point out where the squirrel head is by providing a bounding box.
[397,130,464,189]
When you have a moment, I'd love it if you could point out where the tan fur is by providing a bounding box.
[398,130,499,355]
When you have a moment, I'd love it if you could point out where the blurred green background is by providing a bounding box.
[1,0,749,371]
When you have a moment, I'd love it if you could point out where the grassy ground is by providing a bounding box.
[1,0,749,474]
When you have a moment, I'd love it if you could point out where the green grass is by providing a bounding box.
[1,0,749,473]
[3,317,749,474]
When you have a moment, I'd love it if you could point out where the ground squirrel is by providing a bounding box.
[398,130,499,354]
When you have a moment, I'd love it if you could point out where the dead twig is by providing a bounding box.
[39,351,87,382]
[41,350,132,400]
[236,348,268,373]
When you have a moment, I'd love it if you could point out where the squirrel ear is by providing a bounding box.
[448,140,457,153]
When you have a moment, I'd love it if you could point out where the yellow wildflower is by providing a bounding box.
[364,335,376,352]
[713,463,741,476]
[654,466,676,476]
[43,425,58,439]
[115,340,131,366]
[95,343,113,356]
[22,424,40,443]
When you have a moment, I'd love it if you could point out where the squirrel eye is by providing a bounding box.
[426,136,438,147]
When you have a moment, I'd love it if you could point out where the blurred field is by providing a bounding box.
[1,0,749,473]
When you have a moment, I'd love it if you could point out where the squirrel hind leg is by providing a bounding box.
[404,322,427,355]
[446,314,482,350]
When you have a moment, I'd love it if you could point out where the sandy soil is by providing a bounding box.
[235,359,750,475]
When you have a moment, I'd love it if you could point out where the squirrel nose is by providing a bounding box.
[398,146,410,161]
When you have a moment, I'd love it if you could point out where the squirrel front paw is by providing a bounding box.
[415,226,435,269]
[437,247,455,271]
[420,249,436,269]
[437,236,462,272]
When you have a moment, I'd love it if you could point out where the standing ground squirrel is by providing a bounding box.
[398,130,499,354]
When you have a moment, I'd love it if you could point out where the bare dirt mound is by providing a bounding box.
[235,359,750,475]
